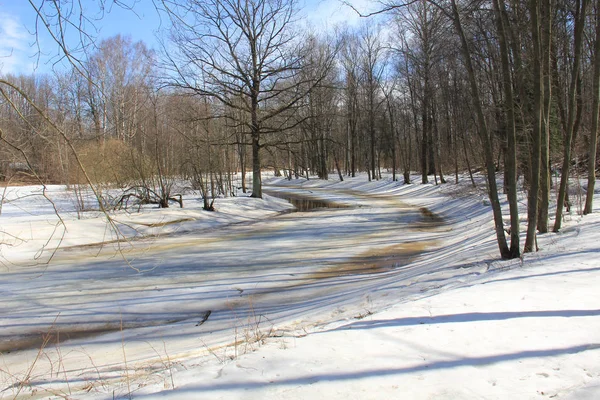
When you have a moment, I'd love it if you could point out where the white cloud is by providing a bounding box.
[0,12,36,75]
[302,0,380,31]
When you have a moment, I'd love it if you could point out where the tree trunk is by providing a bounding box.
[251,131,262,198]
[495,0,520,257]
[524,0,544,252]
[432,103,445,184]
[350,110,356,178]
[421,97,429,184]
[462,132,476,187]
[584,7,600,214]
[370,89,377,180]
[334,151,344,182]
[390,115,397,182]
[553,0,588,231]
[537,0,552,233]
[450,0,510,258]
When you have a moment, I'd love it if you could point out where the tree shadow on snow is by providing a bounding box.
[329,309,600,332]
[482,265,600,286]
[136,343,600,396]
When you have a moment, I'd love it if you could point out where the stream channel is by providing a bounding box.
[2,187,448,368]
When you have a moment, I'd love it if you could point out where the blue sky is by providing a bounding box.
[0,1,164,74]
[0,0,374,76]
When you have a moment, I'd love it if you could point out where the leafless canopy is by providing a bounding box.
[161,0,306,120]
[160,0,337,197]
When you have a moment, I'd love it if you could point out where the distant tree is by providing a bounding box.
[84,35,154,143]
[340,30,362,178]
[394,0,446,184]
[358,24,386,181]
[295,35,340,180]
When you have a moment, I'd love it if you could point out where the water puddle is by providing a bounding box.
[306,241,438,280]
[134,217,196,227]
[265,191,351,212]
[419,207,444,223]
[242,241,440,300]
[0,318,190,353]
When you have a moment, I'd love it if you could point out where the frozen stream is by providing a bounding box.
[0,183,476,392]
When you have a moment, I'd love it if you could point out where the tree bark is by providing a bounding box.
[553,0,588,231]
[524,0,544,252]
[450,0,510,258]
[584,7,600,215]
[537,0,552,233]
[251,127,262,198]
[494,0,520,258]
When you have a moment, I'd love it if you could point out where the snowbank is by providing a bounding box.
[1,173,598,399]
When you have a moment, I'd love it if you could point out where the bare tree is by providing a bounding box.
[85,35,154,143]
[553,0,588,232]
[358,24,386,181]
[294,35,340,180]
[0,1,152,265]
[394,0,447,184]
[493,0,520,257]
[161,0,334,198]
[340,30,362,178]
[584,3,600,214]
[447,0,511,258]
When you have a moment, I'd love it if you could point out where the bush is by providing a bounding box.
[69,139,148,186]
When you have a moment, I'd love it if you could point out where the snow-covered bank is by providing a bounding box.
[0,184,294,265]
[134,176,600,400]
[142,249,600,400]
[1,174,599,399]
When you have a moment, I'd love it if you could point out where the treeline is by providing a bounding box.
[0,0,599,257]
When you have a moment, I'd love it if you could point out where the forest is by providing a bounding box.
[2,3,600,397]
[1,0,599,259]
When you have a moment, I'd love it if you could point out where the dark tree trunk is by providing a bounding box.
[584,7,600,214]
[495,0,521,258]
[450,0,510,258]
[553,0,588,231]
[524,0,544,252]
[251,131,262,198]
[537,0,552,233]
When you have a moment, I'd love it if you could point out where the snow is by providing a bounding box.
[1,174,599,399]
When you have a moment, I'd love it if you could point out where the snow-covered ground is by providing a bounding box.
[0,174,599,399]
